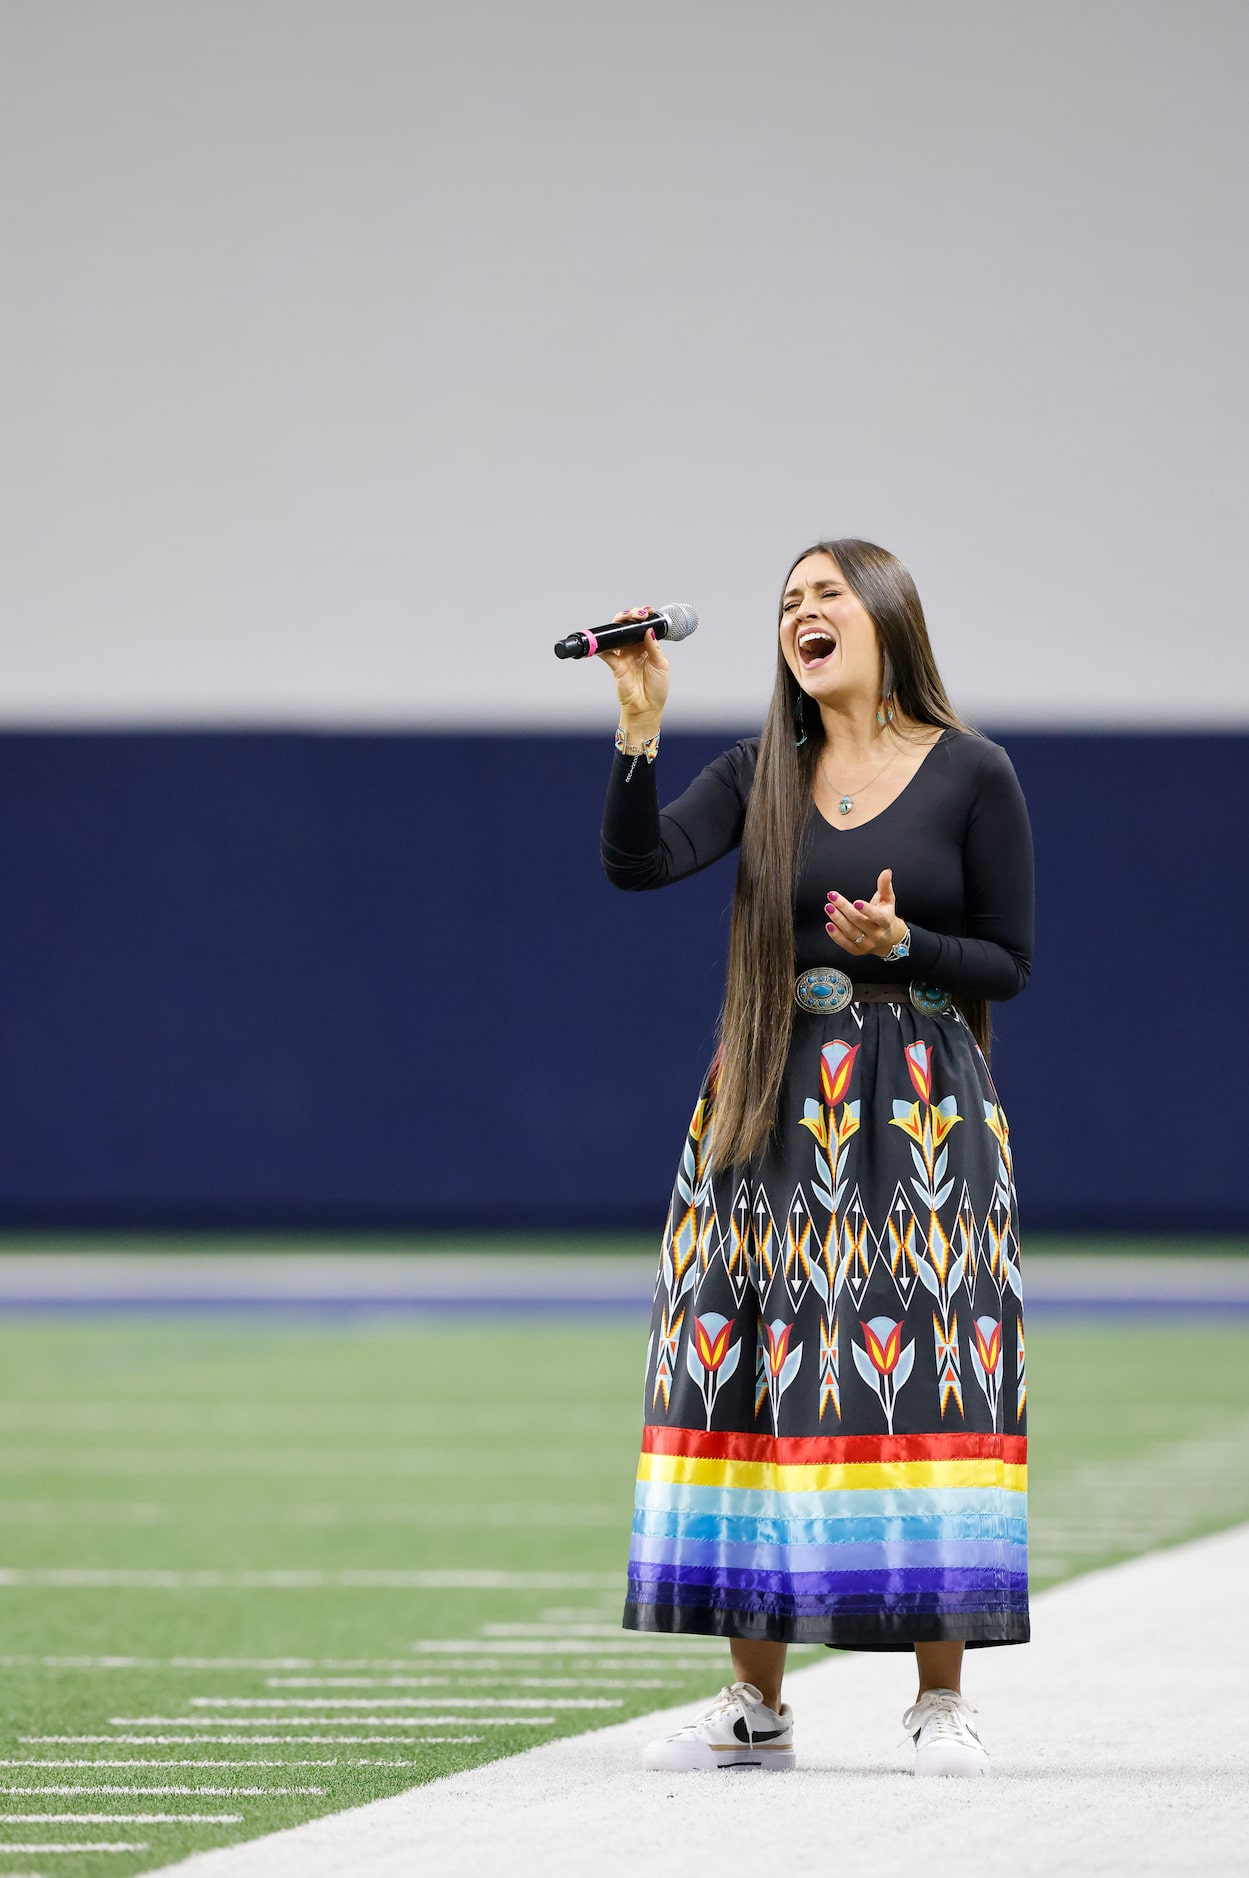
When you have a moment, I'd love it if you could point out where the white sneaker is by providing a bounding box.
[642,1681,796,1772]
[901,1688,991,1777]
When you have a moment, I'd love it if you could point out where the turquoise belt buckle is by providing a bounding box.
[794,967,853,1015]
[909,981,952,1016]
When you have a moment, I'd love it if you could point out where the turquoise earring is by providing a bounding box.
[794,691,808,748]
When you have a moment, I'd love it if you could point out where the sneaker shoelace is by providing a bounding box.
[672,1683,759,1740]
[900,1688,980,1744]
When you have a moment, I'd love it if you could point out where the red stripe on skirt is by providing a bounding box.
[641,1426,1028,1465]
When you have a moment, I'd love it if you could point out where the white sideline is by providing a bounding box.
[148,1523,1249,1878]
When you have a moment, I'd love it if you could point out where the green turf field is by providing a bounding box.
[0,1306,1246,1876]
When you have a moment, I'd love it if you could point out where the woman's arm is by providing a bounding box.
[905,741,1035,999]
[601,741,757,890]
[593,605,754,890]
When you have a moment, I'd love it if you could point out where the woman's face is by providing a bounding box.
[779,551,884,709]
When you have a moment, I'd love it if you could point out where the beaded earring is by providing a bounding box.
[794,690,809,748]
[876,692,895,728]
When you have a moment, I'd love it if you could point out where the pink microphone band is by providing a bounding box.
[584,631,599,657]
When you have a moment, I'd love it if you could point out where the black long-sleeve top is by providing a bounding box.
[601,731,1034,1000]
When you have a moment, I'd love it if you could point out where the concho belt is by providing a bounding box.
[793,967,952,1017]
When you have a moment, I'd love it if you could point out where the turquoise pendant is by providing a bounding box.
[838,796,853,815]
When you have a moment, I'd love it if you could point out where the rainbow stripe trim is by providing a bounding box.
[626,1427,1028,1629]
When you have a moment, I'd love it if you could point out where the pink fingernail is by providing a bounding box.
[828,893,839,903]
[853,900,865,910]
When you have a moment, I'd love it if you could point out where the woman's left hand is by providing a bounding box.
[825,869,906,958]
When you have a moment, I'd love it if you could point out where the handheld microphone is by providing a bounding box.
[553,603,698,661]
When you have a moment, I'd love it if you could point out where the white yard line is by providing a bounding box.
[185,1698,618,1710]
[0,1813,241,1824]
[108,1718,553,1729]
[479,1622,635,1636]
[1,1658,521,1670]
[407,1639,720,1655]
[0,1787,317,1797]
[0,1569,622,1590]
[0,1500,625,1529]
[26,1736,483,1747]
[146,1523,1249,1878]
[0,1654,712,1669]
[264,1678,673,1689]
[0,1847,148,1856]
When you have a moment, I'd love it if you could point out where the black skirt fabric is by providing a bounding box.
[624,997,1029,1651]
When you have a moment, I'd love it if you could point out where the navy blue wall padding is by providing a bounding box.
[0,731,1243,1232]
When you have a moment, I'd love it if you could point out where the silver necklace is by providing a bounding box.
[821,742,900,816]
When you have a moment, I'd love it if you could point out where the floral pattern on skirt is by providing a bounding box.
[623,1000,1028,1651]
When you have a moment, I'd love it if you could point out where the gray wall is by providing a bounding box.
[1,0,1246,729]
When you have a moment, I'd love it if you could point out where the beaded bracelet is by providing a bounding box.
[615,723,660,781]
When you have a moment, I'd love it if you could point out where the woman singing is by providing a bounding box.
[598,540,1033,1777]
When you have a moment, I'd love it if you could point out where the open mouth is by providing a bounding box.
[797,628,838,670]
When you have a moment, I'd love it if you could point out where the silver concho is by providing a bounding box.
[794,967,854,1015]
[909,981,952,1016]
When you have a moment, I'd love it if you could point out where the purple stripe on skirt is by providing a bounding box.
[628,1559,1028,1606]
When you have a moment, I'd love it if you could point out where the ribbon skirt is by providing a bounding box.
[624,1002,1029,1650]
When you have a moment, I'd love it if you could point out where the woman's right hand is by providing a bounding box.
[598,607,671,733]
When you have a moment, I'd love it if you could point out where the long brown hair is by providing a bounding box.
[711,538,987,1172]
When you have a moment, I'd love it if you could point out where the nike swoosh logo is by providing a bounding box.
[732,1718,788,1744]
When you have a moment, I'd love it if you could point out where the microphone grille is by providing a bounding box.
[658,603,698,642]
